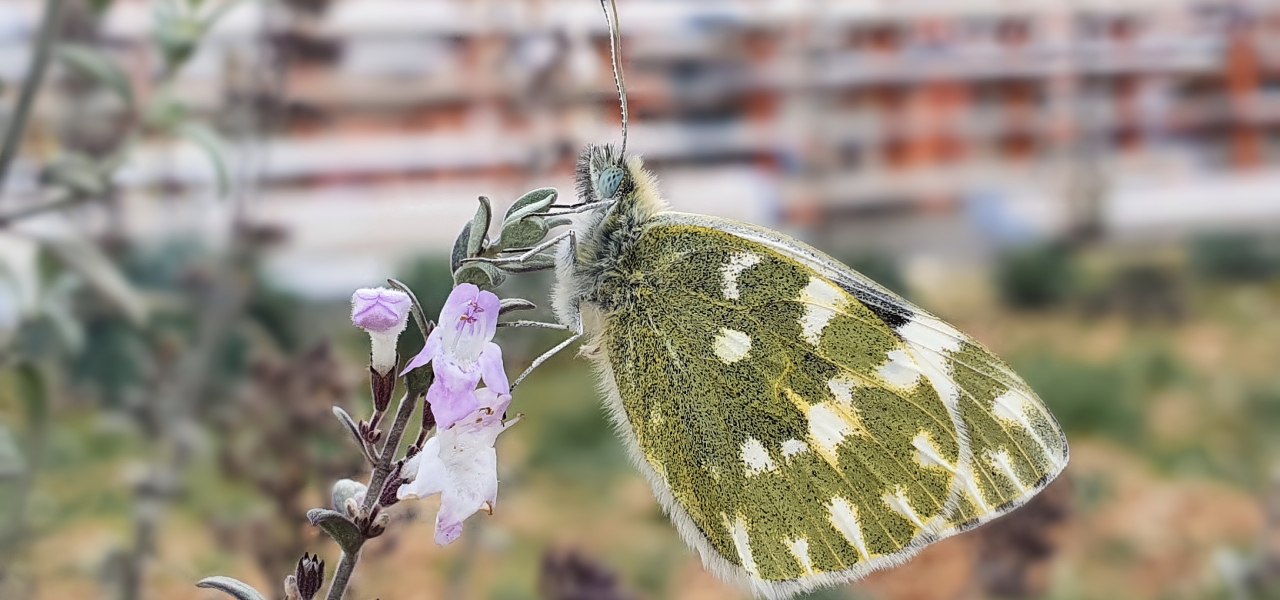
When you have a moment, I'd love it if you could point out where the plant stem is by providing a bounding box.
[324,391,419,600]
[325,550,360,600]
[0,0,67,195]
[0,190,82,226]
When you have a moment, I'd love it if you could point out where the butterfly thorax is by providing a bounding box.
[556,148,667,321]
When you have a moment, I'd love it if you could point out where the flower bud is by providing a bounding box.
[294,553,324,600]
[350,287,411,375]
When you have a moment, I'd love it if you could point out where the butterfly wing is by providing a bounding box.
[585,211,1068,599]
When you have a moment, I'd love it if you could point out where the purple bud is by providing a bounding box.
[351,287,411,374]
[351,287,411,333]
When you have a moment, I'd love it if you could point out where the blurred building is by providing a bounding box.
[3,0,1280,296]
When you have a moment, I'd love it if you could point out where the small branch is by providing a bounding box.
[0,0,67,195]
[0,191,84,226]
[324,391,419,600]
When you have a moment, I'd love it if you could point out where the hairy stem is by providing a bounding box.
[0,0,66,194]
[324,391,419,600]
[325,550,360,600]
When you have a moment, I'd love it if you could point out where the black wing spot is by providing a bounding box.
[836,281,914,331]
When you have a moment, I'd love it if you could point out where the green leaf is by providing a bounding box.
[195,576,268,600]
[175,121,230,198]
[42,154,109,198]
[498,297,537,315]
[493,252,556,274]
[404,361,434,398]
[499,217,550,250]
[466,196,492,258]
[14,365,49,426]
[331,407,366,454]
[56,44,134,107]
[386,278,431,342]
[504,187,558,223]
[37,236,147,326]
[543,216,574,230]
[307,508,364,555]
[453,261,504,291]
[450,221,472,273]
[0,425,24,479]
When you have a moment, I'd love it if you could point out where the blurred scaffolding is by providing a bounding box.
[1,0,1279,296]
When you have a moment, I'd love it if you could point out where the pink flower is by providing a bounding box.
[403,284,508,430]
[397,388,517,545]
[351,287,412,374]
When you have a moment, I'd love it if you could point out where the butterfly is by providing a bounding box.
[479,2,1068,598]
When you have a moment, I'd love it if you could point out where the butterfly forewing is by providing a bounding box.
[593,214,1068,596]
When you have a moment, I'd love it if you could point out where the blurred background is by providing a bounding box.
[2,0,1280,598]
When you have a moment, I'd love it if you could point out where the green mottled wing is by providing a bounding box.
[590,212,1068,599]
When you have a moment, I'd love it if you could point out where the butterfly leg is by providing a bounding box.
[498,320,574,331]
[539,200,616,217]
[511,324,583,390]
[505,231,585,390]
[463,230,574,267]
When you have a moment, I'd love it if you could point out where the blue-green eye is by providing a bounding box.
[595,166,625,199]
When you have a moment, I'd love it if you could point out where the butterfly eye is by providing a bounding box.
[594,166,625,199]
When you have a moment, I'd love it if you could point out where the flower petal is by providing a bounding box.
[478,343,509,395]
[351,287,411,334]
[427,361,483,431]
[397,437,446,500]
[402,327,442,374]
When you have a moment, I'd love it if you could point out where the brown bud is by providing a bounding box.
[294,552,324,600]
[369,365,397,412]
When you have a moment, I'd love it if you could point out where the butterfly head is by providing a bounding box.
[576,143,631,205]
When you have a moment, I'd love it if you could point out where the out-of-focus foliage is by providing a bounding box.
[996,243,1078,310]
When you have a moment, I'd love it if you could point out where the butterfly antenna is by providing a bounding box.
[600,0,628,156]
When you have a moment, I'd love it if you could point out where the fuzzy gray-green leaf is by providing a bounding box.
[466,197,492,257]
[175,121,230,198]
[498,297,537,315]
[331,407,365,452]
[195,576,268,600]
[504,187,557,223]
[453,261,504,290]
[450,221,472,273]
[57,44,134,107]
[386,278,430,341]
[307,508,364,555]
[499,217,550,250]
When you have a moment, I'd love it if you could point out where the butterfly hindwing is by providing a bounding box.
[587,212,1068,598]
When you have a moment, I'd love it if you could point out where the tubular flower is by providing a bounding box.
[351,287,412,374]
[403,284,509,430]
[397,388,517,545]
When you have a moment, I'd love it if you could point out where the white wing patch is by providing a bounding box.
[882,486,925,529]
[796,277,846,346]
[993,389,1065,469]
[785,537,816,575]
[828,497,872,562]
[911,431,955,473]
[724,514,760,578]
[877,349,922,388]
[741,437,777,476]
[899,314,964,354]
[781,438,810,459]
[806,402,856,466]
[826,374,859,406]
[721,252,762,300]
[988,448,1030,494]
[713,328,752,364]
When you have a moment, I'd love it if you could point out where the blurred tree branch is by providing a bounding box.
[0,0,67,195]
